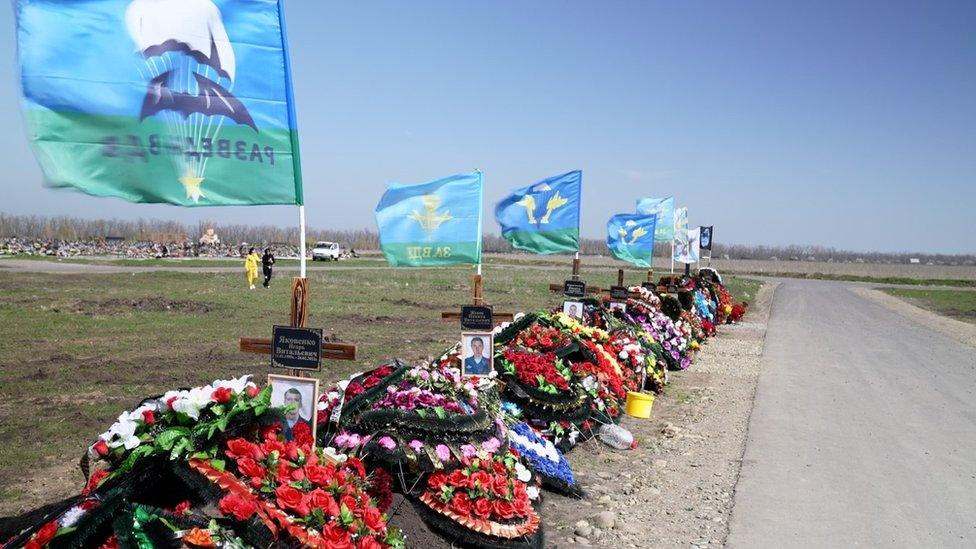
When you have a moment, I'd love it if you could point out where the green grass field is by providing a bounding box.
[880,287,976,324]
[0,263,759,509]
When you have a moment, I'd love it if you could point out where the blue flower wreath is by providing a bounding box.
[508,422,577,488]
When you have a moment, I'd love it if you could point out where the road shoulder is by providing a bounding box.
[850,286,976,349]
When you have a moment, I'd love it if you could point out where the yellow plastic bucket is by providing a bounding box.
[624,391,655,419]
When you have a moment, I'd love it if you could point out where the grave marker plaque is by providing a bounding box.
[564,280,587,298]
[461,305,494,331]
[610,286,629,301]
[271,325,323,371]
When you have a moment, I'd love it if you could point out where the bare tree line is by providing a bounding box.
[1,213,972,264]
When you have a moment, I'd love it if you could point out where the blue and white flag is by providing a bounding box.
[375,172,484,267]
[495,170,581,254]
[16,0,303,206]
[607,212,658,268]
[636,197,674,241]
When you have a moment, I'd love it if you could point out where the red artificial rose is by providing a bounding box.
[285,441,301,462]
[467,471,491,491]
[275,485,309,516]
[450,492,472,517]
[491,461,507,476]
[490,475,510,498]
[236,457,265,479]
[249,477,263,489]
[261,439,287,458]
[346,383,366,397]
[340,494,358,515]
[141,409,156,425]
[291,466,306,482]
[165,396,178,410]
[362,506,385,533]
[493,500,517,520]
[427,471,448,491]
[305,464,335,487]
[276,461,294,482]
[83,469,110,496]
[172,500,192,516]
[212,386,233,404]
[322,523,353,549]
[447,469,468,488]
[93,440,110,457]
[225,439,262,461]
[357,536,384,549]
[343,457,367,479]
[246,385,260,398]
[514,495,531,516]
[218,493,257,521]
[306,489,334,514]
[472,497,493,518]
[292,421,314,448]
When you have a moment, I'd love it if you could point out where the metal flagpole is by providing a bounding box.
[298,205,307,278]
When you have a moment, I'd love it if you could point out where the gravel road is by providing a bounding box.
[727,280,976,548]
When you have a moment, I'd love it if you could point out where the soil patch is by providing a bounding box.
[47,297,215,315]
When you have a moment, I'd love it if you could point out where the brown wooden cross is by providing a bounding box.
[440,273,515,326]
[239,277,358,376]
[547,259,658,300]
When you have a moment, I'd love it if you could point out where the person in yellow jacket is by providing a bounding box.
[244,247,260,289]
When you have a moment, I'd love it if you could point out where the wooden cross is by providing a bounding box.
[548,261,659,300]
[239,277,358,376]
[440,273,516,325]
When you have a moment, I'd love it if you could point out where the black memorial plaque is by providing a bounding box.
[564,280,587,298]
[610,286,629,300]
[272,325,323,371]
[461,305,494,330]
[641,282,656,290]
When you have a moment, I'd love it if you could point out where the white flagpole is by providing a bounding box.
[298,205,307,278]
[670,239,674,274]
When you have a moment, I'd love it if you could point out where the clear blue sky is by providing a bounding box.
[2,0,974,254]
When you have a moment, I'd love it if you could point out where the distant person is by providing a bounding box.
[262,248,275,288]
[282,388,310,441]
[464,337,491,375]
[244,247,260,289]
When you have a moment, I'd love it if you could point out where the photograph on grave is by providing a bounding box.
[268,374,319,445]
[609,302,627,313]
[563,300,584,319]
[460,332,494,376]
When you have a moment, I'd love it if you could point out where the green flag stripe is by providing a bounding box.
[503,227,579,255]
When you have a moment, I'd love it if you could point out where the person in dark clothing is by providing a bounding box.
[262,248,275,288]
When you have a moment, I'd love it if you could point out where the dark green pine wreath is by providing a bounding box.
[538,474,585,499]
[661,295,683,321]
[410,498,545,549]
[494,312,539,345]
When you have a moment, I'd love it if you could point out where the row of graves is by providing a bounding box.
[4,267,748,549]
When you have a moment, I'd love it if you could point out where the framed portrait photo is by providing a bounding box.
[268,374,319,446]
[563,300,584,319]
[608,302,627,314]
[460,332,494,377]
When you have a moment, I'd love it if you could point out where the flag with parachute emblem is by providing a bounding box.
[495,170,581,254]
[606,212,658,268]
[16,0,303,206]
[375,172,484,267]
[636,196,674,241]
